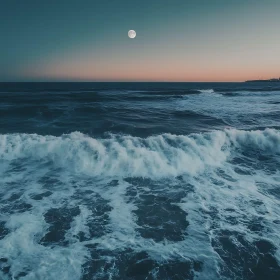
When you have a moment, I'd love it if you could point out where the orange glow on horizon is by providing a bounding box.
[26,60,280,82]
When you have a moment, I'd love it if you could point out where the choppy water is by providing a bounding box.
[0,82,280,280]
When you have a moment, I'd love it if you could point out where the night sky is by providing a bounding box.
[1,0,280,82]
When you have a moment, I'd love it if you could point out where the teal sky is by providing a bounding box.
[1,0,280,82]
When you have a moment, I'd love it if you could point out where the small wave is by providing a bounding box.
[197,89,223,97]
[227,90,280,96]
[198,89,215,94]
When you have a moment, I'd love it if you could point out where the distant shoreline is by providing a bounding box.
[245,78,280,83]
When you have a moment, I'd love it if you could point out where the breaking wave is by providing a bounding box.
[1,128,280,280]
[0,128,279,178]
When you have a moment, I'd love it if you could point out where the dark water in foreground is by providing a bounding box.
[0,82,280,280]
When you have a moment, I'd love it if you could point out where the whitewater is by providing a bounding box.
[0,82,280,280]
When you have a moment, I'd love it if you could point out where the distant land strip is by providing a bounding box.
[245,78,280,82]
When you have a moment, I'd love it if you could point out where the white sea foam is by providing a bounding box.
[177,89,280,129]
[0,212,89,280]
[0,129,280,279]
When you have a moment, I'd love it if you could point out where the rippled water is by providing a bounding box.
[0,82,280,279]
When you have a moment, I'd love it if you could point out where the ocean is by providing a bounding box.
[0,82,280,280]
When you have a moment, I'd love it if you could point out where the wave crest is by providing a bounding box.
[198,89,215,94]
[0,129,279,178]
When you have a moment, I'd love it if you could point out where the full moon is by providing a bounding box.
[128,30,136,39]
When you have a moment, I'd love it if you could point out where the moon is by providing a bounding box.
[128,30,136,39]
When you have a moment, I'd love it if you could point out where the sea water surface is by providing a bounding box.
[0,82,280,280]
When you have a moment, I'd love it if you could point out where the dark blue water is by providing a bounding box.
[0,82,280,279]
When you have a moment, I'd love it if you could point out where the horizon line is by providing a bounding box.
[0,80,247,83]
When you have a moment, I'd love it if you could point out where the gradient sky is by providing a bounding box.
[1,0,280,82]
